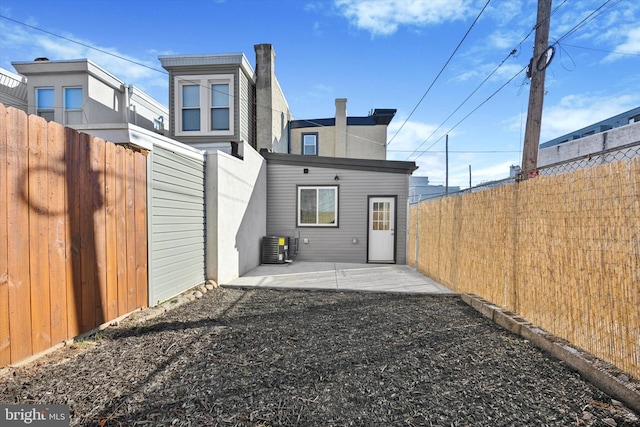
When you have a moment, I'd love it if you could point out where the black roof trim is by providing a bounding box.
[290,118,335,128]
[289,109,397,129]
[262,152,418,174]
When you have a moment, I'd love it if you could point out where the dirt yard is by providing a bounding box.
[1,288,638,426]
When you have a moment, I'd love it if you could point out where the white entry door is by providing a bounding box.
[368,197,396,263]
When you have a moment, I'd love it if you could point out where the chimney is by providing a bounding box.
[335,98,347,157]
[255,44,275,153]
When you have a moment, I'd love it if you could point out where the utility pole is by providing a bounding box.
[469,165,472,189]
[521,0,552,179]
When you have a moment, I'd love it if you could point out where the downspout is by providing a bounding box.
[123,84,130,124]
[128,84,135,125]
[287,118,291,153]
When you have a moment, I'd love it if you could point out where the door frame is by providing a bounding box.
[366,195,397,263]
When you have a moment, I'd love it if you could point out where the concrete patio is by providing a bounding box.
[223,262,456,294]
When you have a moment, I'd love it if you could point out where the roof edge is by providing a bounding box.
[262,152,417,174]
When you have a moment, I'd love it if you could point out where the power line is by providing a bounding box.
[403,0,625,163]
[559,42,640,57]
[0,15,167,75]
[0,14,393,149]
[408,64,528,162]
[386,0,492,146]
[554,0,617,45]
[398,0,568,161]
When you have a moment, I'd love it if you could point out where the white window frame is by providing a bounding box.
[175,74,234,137]
[63,86,83,125]
[297,185,339,227]
[35,87,55,121]
[302,133,318,155]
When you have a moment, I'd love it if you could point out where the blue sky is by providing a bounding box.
[1,0,639,188]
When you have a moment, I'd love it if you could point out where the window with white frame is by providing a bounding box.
[175,74,234,136]
[36,87,54,122]
[211,83,230,130]
[181,84,200,131]
[64,87,83,124]
[302,133,318,155]
[297,186,338,227]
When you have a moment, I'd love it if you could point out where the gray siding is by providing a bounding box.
[266,163,410,263]
[150,145,206,304]
[239,70,255,147]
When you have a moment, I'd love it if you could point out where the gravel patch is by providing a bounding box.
[1,288,638,426]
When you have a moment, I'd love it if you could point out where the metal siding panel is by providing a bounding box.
[266,163,409,263]
[153,162,203,185]
[153,186,204,203]
[150,145,206,304]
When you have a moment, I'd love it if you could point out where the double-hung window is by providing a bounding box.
[64,87,83,124]
[36,87,55,122]
[211,83,230,131]
[302,133,318,155]
[297,186,338,227]
[176,74,234,136]
[182,84,200,131]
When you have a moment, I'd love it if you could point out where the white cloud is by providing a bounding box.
[540,93,640,140]
[334,0,474,36]
[1,19,168,104]
[387,118,446,154]
[454,61,524,83]
[484,0,528,26]
[604,27,640,62]
[386,117,520,187]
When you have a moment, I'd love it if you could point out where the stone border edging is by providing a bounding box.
[460,293,640,415]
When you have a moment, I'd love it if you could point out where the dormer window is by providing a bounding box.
[181,84,200,131]
[175,74,234,136]
[211,83,230,131]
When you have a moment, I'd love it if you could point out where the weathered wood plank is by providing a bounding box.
[47,120,68,345]
[91,138,106,327]
[135,152,148,309]
[125,150,136,313]
[28,114,52,354]
[0,104,11,365]
[65,127,81,338]
[115,145,128,317]
[79,133,96,331]
[104,142,118,321]
[6,106,32,363]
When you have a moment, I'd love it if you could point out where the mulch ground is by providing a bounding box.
[1,288,638,427]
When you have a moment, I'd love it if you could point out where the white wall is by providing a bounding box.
[206,143,267,284]
[539,121,640,166]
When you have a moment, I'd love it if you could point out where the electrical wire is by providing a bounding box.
[558,42,640,57]
[386,0,492,147]
[403,0,625,162]
[554,0,617,45]
[0,15,167,75]
[0,14,390,149]
[408,64,528,162]
[398,0,564,161]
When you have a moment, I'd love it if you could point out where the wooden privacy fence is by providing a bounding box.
[408,157,640,379]
[1,104,148,367]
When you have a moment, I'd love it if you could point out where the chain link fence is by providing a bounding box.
[411,140,640,203]
[525,140,640,178]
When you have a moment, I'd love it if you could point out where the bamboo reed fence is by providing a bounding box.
[408,156,640,379]
[0,104,148,367]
